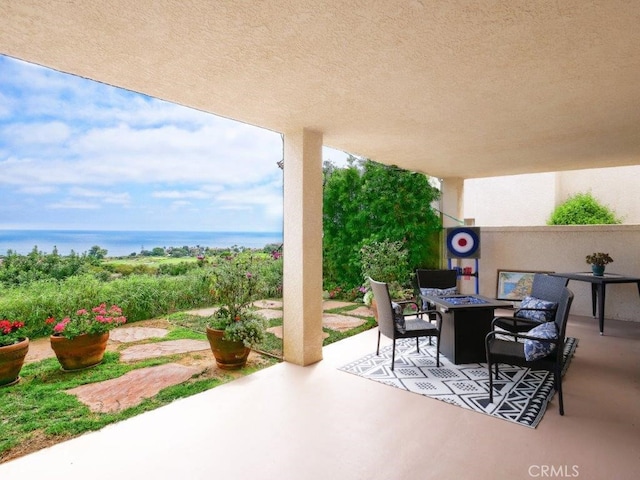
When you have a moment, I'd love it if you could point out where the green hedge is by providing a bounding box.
[0,269,215,339]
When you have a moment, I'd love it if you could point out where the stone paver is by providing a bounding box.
[22,303,369,422]
[253,299,283,309]
[322,313,366,332]
[347,306,375,318]
[184,307,219,317]
[66,363,205,413]
[24,337,55,363]
[322,300,356,310]
[120,339,210,362]
[255,308,283,320]
[266,325,330,340]
[110,327,169,343]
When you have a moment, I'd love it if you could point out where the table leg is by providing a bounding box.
[591,283,597,318]
[598,283,606,335]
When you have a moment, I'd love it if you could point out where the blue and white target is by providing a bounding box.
[446,227,480,258]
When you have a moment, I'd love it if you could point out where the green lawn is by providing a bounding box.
[0,303,375,464]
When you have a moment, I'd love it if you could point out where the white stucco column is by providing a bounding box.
[282,129,324,366]
[438,177,464,270]
[439,177,464,228]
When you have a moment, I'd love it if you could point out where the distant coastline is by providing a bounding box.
[0,230,283,257]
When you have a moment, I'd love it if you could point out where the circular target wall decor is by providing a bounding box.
[446,227,480,258]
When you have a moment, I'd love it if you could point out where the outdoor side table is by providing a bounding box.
[550,272,640,335]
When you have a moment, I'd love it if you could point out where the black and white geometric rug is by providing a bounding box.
[339,337,578,428]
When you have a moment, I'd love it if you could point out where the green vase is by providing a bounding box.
[591,265,605,276]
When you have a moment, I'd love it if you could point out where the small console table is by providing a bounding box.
[550,272,640,335]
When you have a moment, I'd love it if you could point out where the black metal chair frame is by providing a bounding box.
[370,277,443,370]
[485,287,574,415]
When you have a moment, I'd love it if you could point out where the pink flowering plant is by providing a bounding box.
[209,255,268,348]
[45,303,127,340]
[0,319,26,347]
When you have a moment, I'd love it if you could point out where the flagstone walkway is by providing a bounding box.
[23,300,374,414]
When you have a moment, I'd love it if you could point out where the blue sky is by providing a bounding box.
[0,55,348,232]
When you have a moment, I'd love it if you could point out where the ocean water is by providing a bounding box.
[0,230,283,257]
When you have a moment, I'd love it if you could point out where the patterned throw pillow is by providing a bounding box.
[524,322,558,361]
[420,287,458,297]
[515,296,557,323]
[391,302,406,334]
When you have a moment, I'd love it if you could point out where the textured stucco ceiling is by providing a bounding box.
[1,0,639,179]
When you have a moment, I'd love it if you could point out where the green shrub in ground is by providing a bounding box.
[548,192,622,225]
[360,239,411,296]
[0,248,90,286]
[157,261,197,276]
[0,249,285,341]
[323,158,442,293]
[254,254,283,298]
[0,269,215,339]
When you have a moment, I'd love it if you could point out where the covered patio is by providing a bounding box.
[0,313,637,478]
[2,0,639,364]
[1,1,639,477]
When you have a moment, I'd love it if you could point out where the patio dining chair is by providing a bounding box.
[414,268,459,310]
[493,273,569,336]
[485,286,574,415]
[369,277,442,371]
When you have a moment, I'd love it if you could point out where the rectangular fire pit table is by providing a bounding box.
[421,294,511,364]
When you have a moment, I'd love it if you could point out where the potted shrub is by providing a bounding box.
[0,319,29,387]
[46,303,127,371]
[585,252,613,276]
[207,255,268,370]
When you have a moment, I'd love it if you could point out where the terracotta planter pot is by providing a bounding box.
[0,338,29,387]
[50,332,109,371]
[206,327,250,370]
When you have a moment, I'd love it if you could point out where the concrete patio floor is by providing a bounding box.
[0,313,638,480]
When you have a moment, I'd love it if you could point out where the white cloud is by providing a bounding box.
[152,189,214,200]
[47,200,101,210]
[18,185,58,195]
[0,55,351,232]
[4,121,71,145]
[169,200,193,211]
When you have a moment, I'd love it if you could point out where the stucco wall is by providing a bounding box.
[464,166,640,226]
[465,225,640,323]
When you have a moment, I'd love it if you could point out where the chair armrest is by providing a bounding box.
[395,299,420,309]
[515,306,557,314]
[491,315,539,329]
[409,309,443,329]
[485,329,562,346]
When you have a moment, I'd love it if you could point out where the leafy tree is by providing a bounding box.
[360,239,409,296]
[323,159,367,289]
[0,248,89,286]
[88,245,108,260]
[548,192,621,225]
[323,157,441,293]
